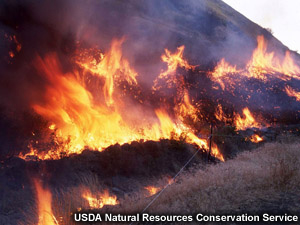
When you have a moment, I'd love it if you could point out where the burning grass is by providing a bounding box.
[10,35,300,163]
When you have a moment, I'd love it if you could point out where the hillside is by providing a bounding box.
[0,0,300,224]
[119,140,300,218]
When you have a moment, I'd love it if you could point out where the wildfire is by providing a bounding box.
[215,104,230,124]
[160,45,195,78]
[30,52,150,159]
[247,36,300,80]
[211,146,225,162]
[285,86,300,102]
[145,186,161,196]
[211,58,239,90]
[82,189,118,209]
[211,35,300,87]
[76,39,137,106]
[33,179,58,225]
[154,109,224,161]
[249,134,264,143]
[280,51,300,78]
[175,89,198,123]
[144,177,175,197]
[23,41,224,162]
[153,45,195,89]
[234,108,261,130]
[19,146,36,160]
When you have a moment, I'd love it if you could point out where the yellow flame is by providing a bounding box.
[153,45,195,89]
[211,58,239,90]
[144,186,161,196]
[33,179,58,225]
[20,41,223,162]
[77,39,137,106]
[285,86,300,102]
[249,134,263,143]
[82,189,118,209]
[176,89,198,123]
[234,108,261,130]
[211,36,300,88]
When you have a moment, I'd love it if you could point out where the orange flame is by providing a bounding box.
[82,189,118,209]
[9,51,14,58]
[144,186,161,196]
[247,35,276,80]
[144,177,175,197]
[33,179,58,225]
[12,35,22,52]
[19,146,38,160]
[215,104,230,124]
[160,46,195,78]
[30,52,150,159]
[76,39,137,106]
[153,45,195,89]
[20,41,224,162]
[247,36,300,80]
[176,89,198,123]
[211,58,239,90]
[285,86,300,102]
[234,108,261,130]
[211,36,300,88]
[211,145,224,162]
[249,134,263,143]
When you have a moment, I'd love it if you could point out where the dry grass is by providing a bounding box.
[114,141,300,217]
[2,140,300,225]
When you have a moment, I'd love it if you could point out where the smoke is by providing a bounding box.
[0,0,268,109]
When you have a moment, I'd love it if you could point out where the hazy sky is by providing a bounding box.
[223,0,300,52]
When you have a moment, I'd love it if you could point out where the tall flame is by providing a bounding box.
[77,39,137,106]
[31,52,155,159]
[247,36,300,80]
[25,42,224,161]
[33,179,58,225]
[176,89,198,123]
[234,108,261,130]
[211,35,300,89]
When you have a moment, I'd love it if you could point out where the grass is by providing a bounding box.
[113,141,300,221]
[1,139,300,224]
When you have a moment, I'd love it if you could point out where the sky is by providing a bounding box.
[222,0,300,52]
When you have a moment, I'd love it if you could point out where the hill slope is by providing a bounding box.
[114,141,300,223]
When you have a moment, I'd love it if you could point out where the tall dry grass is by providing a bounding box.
[53,141,300,225]
[115,141,300,216]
